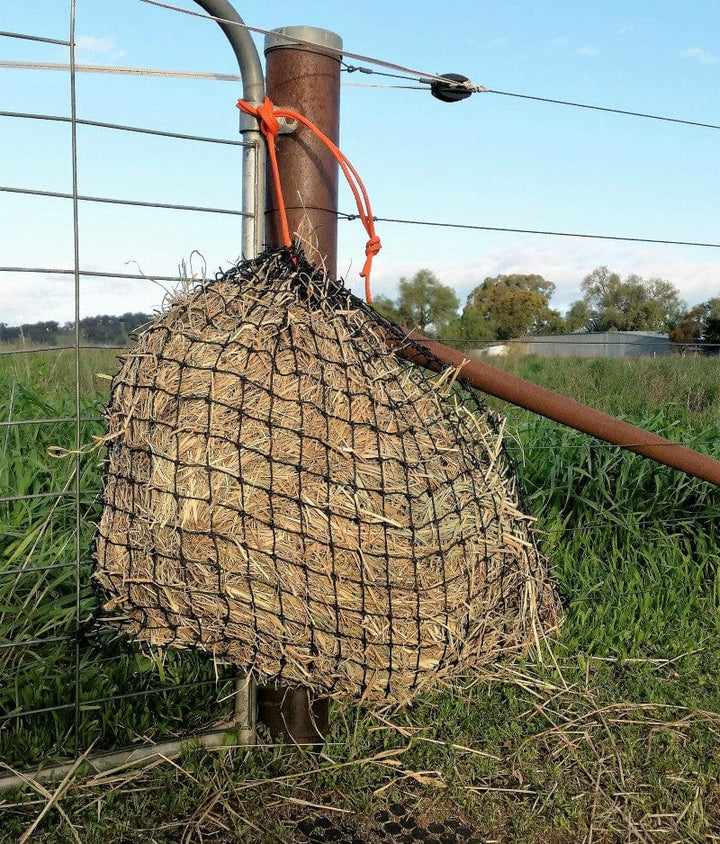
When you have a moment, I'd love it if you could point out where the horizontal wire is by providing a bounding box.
[0,185,247,217]
[362,213,720,250]
[439,337,720,347]
[275,205,720,250]
[507,440,720,451]
[0,489,99,505]
[6,57,718,135]
[138,0,478,90]
[0,109,249,147]
[0,30,70,47]
[0,415,100,428]
[0,635,71,652]
[342,82,427,90]
[341,61,421,85]
[486,88,720,132]
[512,442,720,452]
[0,561,82,578]
[545,513,720,535]
[0,679,225,723]
[340,62,720,132]
[0,267,183,285]
[0,59,426,92]
[0,59,245,82]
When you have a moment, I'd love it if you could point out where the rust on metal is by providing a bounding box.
[258,27,343,744]
[394,333,720,488]
[264,28,342,277]
[257,687,329,749]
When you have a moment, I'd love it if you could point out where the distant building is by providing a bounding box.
[473,331,671,359]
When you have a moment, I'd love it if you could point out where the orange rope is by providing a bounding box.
[238,96,380,303]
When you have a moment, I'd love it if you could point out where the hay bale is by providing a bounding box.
[95,248,558,705]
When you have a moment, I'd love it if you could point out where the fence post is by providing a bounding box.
[254,26,344,747]
[263,27,343,276]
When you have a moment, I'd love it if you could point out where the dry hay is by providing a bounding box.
[94,248,559,705]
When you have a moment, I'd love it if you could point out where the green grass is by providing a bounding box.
[1,351,719,841]
[492,351,720,424]
[0,350,237,770]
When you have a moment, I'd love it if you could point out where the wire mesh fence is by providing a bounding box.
[0,4,258,775]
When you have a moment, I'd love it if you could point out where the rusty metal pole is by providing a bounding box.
[394,334,720,487]
[255,25,343,747]
[263,26,342,275]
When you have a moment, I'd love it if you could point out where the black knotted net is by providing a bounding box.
[94,247,558,705]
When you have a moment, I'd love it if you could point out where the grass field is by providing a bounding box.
[1,348,719,842]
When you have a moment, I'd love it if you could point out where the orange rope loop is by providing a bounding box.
[238,96,380,303]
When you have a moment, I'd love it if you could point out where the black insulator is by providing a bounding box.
[431,72,473,103]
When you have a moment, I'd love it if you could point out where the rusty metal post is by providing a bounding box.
[263,26,342,276]
[255,25,343,747]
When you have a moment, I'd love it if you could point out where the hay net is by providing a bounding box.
[95,247,558,706]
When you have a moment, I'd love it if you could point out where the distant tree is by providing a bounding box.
[671,296,720,354]
[21,321,59,345]
[564,300,594,333]
[569,267,685,333]
[0,312,151,347]
[119,312,151,337]
[669,304,707,346]
[375,270,460,338]
[462,274,562,342]
[0,323,21,344]
[644,277,686,332]
[372,295,402,324]
[79,314,150,345]
[704,315,720,355]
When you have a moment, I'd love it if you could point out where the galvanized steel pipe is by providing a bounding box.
[192,0,265,257]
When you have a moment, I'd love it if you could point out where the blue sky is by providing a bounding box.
[1,1,719,325]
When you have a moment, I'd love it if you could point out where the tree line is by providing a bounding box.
[2,267,719,352]
[0,313,151,347]
[373,266,720,352]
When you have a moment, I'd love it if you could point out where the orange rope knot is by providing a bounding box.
[361,235,381,285]
[237,96,381,304]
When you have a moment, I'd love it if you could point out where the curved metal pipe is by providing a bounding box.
[192,0,265,257]
[191,0,263,98]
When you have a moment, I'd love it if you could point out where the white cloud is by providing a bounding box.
[75,35,116,55]
[679,47,718,65]
[370,239,720,317]
[575,45,601,57]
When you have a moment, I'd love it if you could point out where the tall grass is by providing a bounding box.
[492,351,720,424]
[1,351,720,841]
[0,350,718,771]
[0,350,235,769]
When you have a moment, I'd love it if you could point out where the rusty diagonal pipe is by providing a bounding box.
[392,334,720,487]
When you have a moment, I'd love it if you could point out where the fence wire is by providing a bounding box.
[0,3,252,773]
